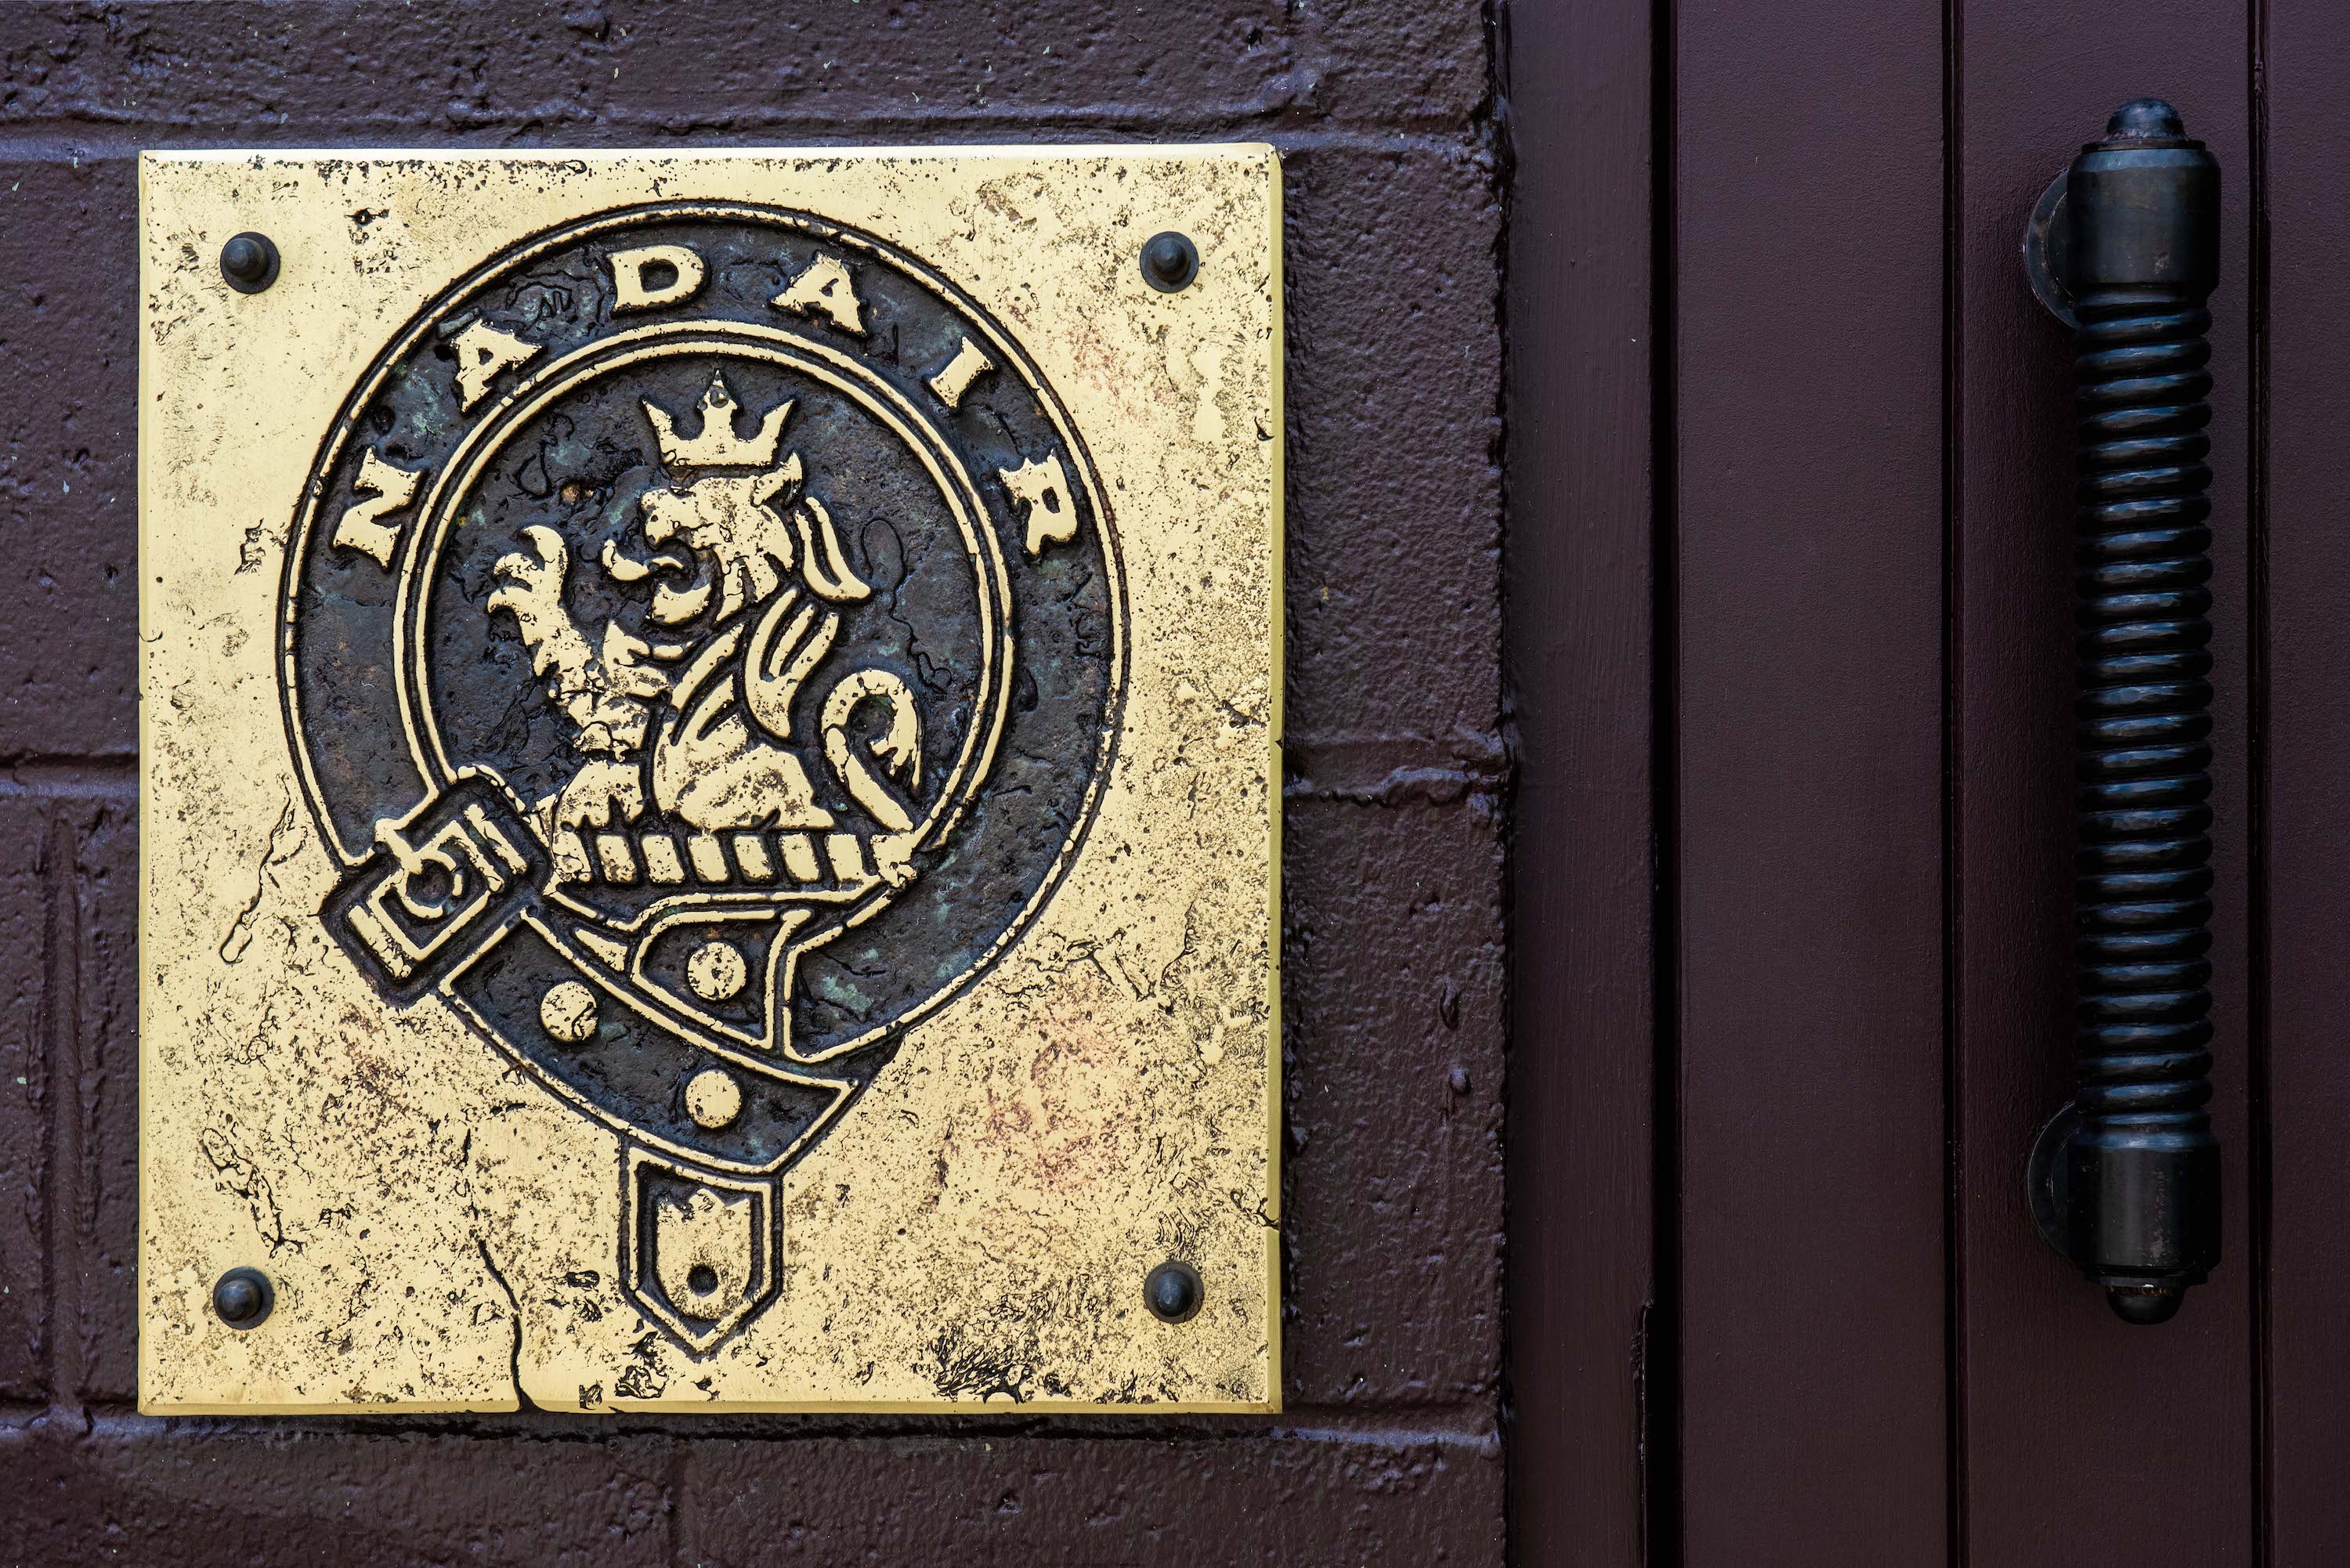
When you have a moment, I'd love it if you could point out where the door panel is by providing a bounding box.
[1950,6,2255,1564]
[1508,2,2289,1563]
[1673,5,1950,1563]
[1502,0,1659,1560]
[2258,4,2350,1559]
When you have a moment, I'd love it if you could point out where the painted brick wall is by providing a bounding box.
[0,4,1506,1561]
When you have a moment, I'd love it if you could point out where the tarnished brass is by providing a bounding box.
[138,149,1282,1413]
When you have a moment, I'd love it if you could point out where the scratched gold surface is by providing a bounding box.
[137,149,1281,1412]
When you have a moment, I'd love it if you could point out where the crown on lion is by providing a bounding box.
[642,373,791,470]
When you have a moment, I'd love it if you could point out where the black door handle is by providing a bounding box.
[2021,99,2222,1326]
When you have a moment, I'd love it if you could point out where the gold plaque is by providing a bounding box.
[137,149,1281,1412]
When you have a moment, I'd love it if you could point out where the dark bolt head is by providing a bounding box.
[2106,1282,2185,1326]
[1144,1259,1202,1324]
[1140,230,1199,293]
[212,1266,274,1329]
[219,231,280,294]
[2106,97,2186,140]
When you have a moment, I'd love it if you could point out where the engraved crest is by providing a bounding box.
[280,204,1125,1353]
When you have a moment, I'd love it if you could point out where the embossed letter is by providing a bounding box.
[448,319,542,410]
[927,336,995,410]
[331,450,426,569]
[772,254,866,335]
[609,244,708,311]
[999,453,1077,558]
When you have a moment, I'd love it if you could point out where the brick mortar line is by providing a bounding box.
[0,760,135,785]
[663,1440,686,1566]
[36,807,68,1407]
[52,806,92,1407]
[1284,733,1509,807]
[3,107,1485,135]
[0,124,1494,164]
[2,1400,1500,1447]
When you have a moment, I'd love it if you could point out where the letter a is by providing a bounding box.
[448,320,541,411]
[772,255,866,335]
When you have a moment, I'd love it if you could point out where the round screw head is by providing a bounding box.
[1144,1259,1202,1324]
[211,1266,274,1329]
[219,231,280,294]
[1140,230,1199,293]
[2107,96,2186,139]
[2106,1282,2185,1325]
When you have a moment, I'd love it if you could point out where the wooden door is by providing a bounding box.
[1511,2,2350,1563]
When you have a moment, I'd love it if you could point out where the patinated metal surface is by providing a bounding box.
[137,149,1281,1412]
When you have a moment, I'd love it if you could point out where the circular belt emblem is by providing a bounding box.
[280,202,1125,1352]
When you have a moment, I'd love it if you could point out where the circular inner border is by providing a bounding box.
[280,199,1130,1065]
[396,322,1015,870]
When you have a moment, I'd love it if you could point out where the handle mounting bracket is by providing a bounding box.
[2020,168,2079,328]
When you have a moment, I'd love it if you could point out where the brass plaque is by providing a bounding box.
[137,150,1281,1412]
